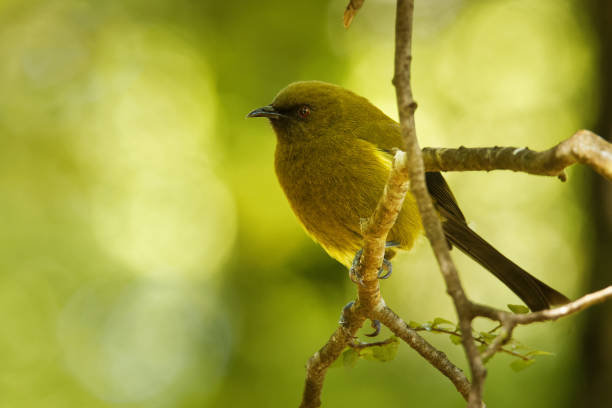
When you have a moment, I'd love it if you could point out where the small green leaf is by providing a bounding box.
[477,343,488,353]
[507,304,530,314]
[343,348,359,368]
[374,337,399,362]
[526,350,554,357]
[408,321,421,329]
[510,358,536,372]
[449,334,462,345]
[360,337,399,362]
[432,317,454,328]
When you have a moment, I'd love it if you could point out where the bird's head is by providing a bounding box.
[247,80,383,143]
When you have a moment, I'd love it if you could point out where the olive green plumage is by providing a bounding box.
[249,80,569,311]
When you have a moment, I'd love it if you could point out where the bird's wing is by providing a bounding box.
[424,172,466,223]
[355,121,405,152]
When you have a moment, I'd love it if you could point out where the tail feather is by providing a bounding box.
[442,218,569,311]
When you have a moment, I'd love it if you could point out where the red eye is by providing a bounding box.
[297,105,311,119]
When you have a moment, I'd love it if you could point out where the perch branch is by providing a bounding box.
[299,149,471,408]
[300,303,365,408]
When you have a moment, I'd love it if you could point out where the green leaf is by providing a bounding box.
[359,337,399,362]
[477,343,488,353]
[342,348,359,368]
[510,358,536,372]
[507,304,530,314]
[432,317,454,328]
[449,334,462,345]
[408,321,421,329]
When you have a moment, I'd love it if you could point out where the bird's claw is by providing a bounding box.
[365,319,381,337]
[340,301,355,327]
[377,258,393,279]
[350,248,393,283]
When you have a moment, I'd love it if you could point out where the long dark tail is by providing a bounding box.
[442,217,570,311]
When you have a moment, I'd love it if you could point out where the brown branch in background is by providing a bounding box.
[392,0,485,406]
[422,130,612,182]
[344,0,365,28]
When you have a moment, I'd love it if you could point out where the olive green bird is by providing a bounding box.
[248,80,569,311]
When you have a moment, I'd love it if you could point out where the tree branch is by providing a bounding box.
[300,303,365,408]
[343,0,365,28]
[474,286,612,363]
[299,150,471,408]
[373,304,471,399]
[299,2,612,408]
[392,1,486,406]
[422,130,612,182]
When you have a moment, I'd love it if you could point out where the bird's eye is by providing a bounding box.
[297,105,311,119]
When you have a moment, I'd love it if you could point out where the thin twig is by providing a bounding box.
[472,286,612,362]
[349,336,397,349]
[344,0,365,28]
[392,0,485,406]
[374,304,471,399]
[414,326,529,361]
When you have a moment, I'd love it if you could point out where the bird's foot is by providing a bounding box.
[339,301,355,327]
[385,240,400,248]
[365,319,381,337]
[377,258,392,279]
[350,245,395,284]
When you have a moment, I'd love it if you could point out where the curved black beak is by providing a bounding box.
[247,105,284,119]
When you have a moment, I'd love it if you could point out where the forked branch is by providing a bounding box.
[298,1,612,407]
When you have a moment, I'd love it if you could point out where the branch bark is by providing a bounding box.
[392,0,486,406]
[421,130,612,181]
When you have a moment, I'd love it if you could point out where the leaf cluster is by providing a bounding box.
[334,304,553,372]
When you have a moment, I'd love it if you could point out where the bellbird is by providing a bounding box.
[248,80,569,311]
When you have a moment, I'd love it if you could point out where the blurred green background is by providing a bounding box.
[0,0,608,407]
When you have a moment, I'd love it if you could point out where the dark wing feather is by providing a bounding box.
[424,172,569,311]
